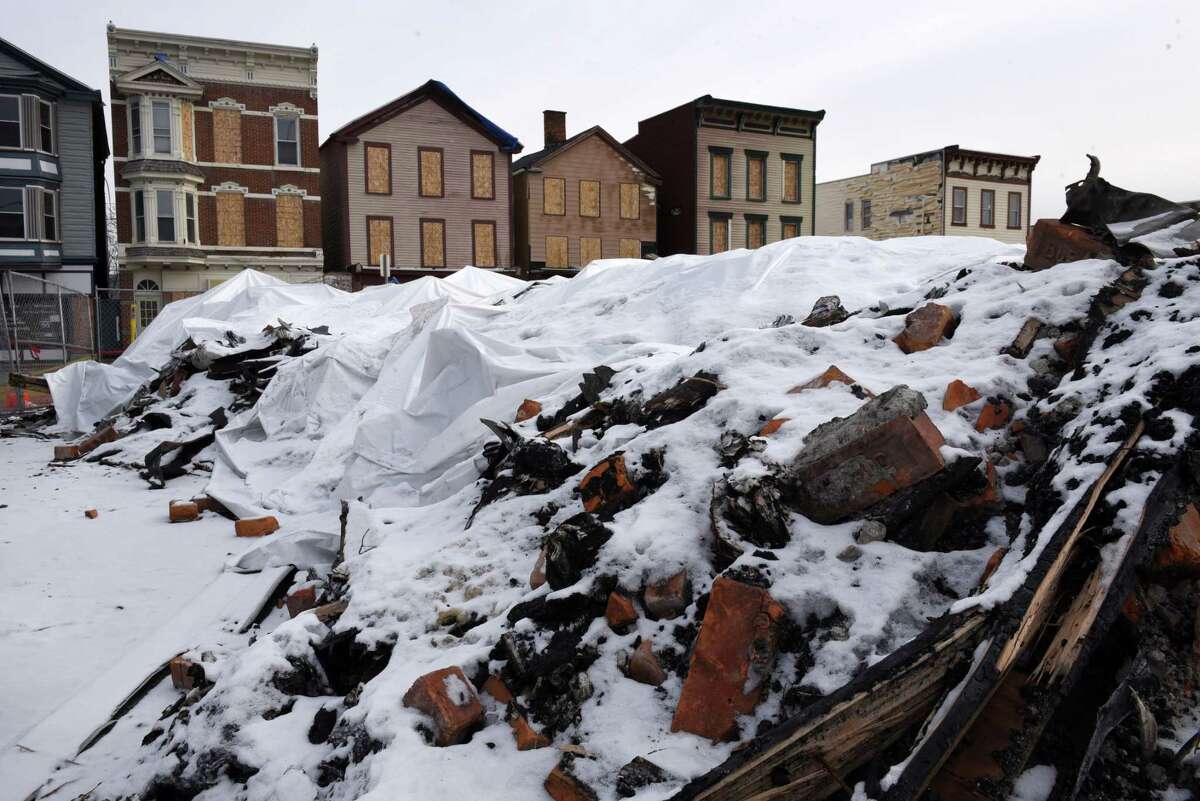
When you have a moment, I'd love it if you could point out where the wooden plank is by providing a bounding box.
[10,373,50,390]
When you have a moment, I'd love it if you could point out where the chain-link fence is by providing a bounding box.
[2,270,96,409]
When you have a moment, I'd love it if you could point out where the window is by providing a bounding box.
[619,239,640,259]
[545,236,568,268]
[420,218,446,267]
[579,179,600,217]
[1007,192,1022,229]
[186,193,197,244]
[709,213,731,254]
[0,187,23,238]
[844,202,854,232]
[134,190,146,242]
[781,216,802,240]
[580,237,602,265]
[37,101,53,153]
[365,143,391,194]
[152,101,171,154]
[136,279,160,331]
[129,99,142,154]
[418,147,444,197]
[619,183,640,220]
[156,190,175,242]
[42,189,56,240]
[472,220,497,267]
[275,116,299,166]
[543,177,565,215]
[745,214,766,249]
[951,187,967,226]
[709,147,731,199]
[0,95,21,148]
[781,154,802,203]
[980,189,995,227]
[746,151,766,202]
[367,216,393,267]
[471,151,495,200]
[861,199,872,230]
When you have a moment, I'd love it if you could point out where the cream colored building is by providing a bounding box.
[815,146,1039,245]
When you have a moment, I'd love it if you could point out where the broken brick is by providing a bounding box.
[545,760,599,801]
[515,398,542,423]
[510,714,550,750]
[787,365,860,395]
[83,509,98,519]
[234,516,279,537]
[626,640,666,686]
[943,379,982,411]
[757,417,790,437]
[975,399,1013,432]
[893,303,956,354]
[311,599,348,625]
[169,655,205,691]
[1024,219,1115,271]
[402,666,484,746]
[53,424,118,462]
[530,548,547,589]
[1003,318,1043,359]
[1152,504,1200,577]
[790,386,946,523]
[606,591,638,630]
[482,674,514,705]
[286,585,319,618]
[1054,332,1082,362]
[169,500,200,523]
[643,570,691,620]
[977,547,1009,589]
[671,576,786,741]
[579,453,638,519]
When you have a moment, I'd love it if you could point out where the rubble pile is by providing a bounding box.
[23,163,1200,801]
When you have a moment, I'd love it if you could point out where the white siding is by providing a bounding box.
[943,177,1029,245]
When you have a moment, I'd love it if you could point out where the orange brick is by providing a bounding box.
[579,454,637,518]
[894,303,955,354]
[286,586,319,618]
[169,500,200,523]
[402,666,484,746]
[757,417,790,436]
[515,399,542,423]
[643,570,691,620]
[976,400,1013,432]
[169,655,205,691]
[482,674,514,705]
[605,591,638,630]
[84,509,99,519]
[234,516,279,537]
[1153,505,1200,576]
[787,365,859,394]
[942,379,982,411]
[545,763,599,801]
[510,714,550,750]
[626,640,666,686]
[530,548,547,589]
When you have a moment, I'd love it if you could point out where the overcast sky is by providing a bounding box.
[7,0,1196,221]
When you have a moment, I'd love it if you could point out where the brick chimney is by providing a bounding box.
[543,110,566,148]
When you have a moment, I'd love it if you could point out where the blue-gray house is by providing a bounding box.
[0,36,108,293]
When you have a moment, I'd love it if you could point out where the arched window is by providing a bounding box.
[135,279,160,332]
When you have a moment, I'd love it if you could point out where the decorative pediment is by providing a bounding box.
[116,59,203,98]
[209,97,246,111]
[269,102,305,116]
[212,181,248,194]
[272,184,307,197]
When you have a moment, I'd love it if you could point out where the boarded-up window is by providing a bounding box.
[580,237,602,266]
[709,148,731,199]
[367,216,392,266]
[471,151,495,199]
[579,180,600,217]
[216,191,245,246]
[365,143,391,194]
[213,108,242,164]
[472,220,497,267]
[418,148,443,197]
[782,155,801,203]
[546,236,568,268]
[709,214,729,254]
[421,219,445,267]
[781,218,801,239]
[276,194,304,248]
[746,216,766,249]
[618,239,641,259]
[180,102,194,161]
[543,178,565,215]
[619,183,640,220]
[746,152,766,201]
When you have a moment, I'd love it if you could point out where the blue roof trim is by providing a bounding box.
[426,80,521,153]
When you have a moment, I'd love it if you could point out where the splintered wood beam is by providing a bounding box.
[671,612,988,801]
[9,372,50,390]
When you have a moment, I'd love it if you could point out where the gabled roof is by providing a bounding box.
[114,59,204,98]
[0,35,101,98]
[324,79,522,153]
[512,125,661,183]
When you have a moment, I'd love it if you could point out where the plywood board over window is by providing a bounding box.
[365,143,391,195]
[710,148,731,199]
[619,183,640,220]
[213,108,242,163]
[781,217,802,240]
[579,180,600,217]
[216,192,245,246]
[580,237,602,266]
[418,147,444,197]
[546,236,568,268]
[782,155,801,203]
[471,151,495,199]
[746,215,766,249]
[746,152,766,201]
[619,238,641,259]
[367,216,392,266]
[421,219,446,267]
[472,220,497,267]
[180,102,194,161]
[543,177,565,215]
[710,214,730,254]
[276,194,304,248]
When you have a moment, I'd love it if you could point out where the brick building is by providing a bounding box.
[107,25,321,317]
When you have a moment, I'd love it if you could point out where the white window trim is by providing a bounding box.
[35,99,55,156]
[273,112,301,168]
[0,184,25,241]
[129,183,199,245]
[38,187,59,242]
[150,99,174,157]
[0,93,24,151]
[127,97,142,157]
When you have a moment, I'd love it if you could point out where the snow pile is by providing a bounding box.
[44,236,1200,801]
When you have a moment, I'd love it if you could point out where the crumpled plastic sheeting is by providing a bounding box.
[224,529,339,574]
